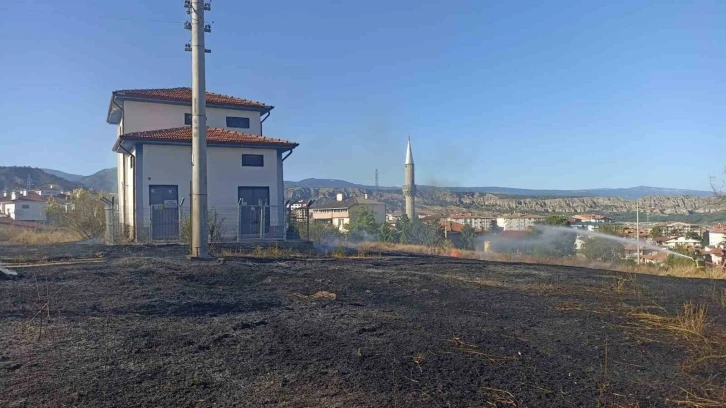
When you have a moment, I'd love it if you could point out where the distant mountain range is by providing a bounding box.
[286,178,713,199]
[4,169,714,199]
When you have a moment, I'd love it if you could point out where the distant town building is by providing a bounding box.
[709,224,726,246]
[664,236,701,249]
[0,190,69,221]
[570,214,612,223]
[445,214,497,231]
[309,193,385,231]
[663,222,703,236]
[496,214,543,231]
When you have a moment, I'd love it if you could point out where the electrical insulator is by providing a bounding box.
[183,0,191,8]
[204,3,211,10]
[184,44,191,52]
[204,24,211,33]
[184,21,192,30]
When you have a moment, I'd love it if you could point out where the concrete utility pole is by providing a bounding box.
[185,0,211,258]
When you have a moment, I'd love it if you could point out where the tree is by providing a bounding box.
[377,222,395,243]
[413,220,443,247]
[529,215,576,257]
[345,207,379,242]
[46,189,105,240]
[686,231,700,241]
[396,214,412,244]
[538,215,570,226]
[650,226,664,237]
[460,224,476,250]
[581,237,625,262]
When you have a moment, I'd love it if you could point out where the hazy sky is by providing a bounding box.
[0,0,724,190]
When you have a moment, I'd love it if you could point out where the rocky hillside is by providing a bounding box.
[286,187,725,215]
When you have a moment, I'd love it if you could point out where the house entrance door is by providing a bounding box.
[238,187,270,236]
[149,185,179,240]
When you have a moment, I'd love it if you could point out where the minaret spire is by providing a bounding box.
[402,137,416,220]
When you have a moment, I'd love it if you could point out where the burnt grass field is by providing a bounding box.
[2,244,726,407]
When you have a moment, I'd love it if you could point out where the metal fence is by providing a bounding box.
[110,204,295,243]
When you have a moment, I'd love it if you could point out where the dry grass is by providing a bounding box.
[678,302,709,337]
[0,225,80,245]
[358,242,726,280]
[219,244,296,259]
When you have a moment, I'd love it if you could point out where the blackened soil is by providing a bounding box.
[1,253,725,407]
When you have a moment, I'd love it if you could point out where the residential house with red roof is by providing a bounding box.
[709,224,726,247]
[107,87,298,241]
[0,191,69,221]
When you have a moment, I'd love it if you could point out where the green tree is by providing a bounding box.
[304,221,343,245]
[46,189,105,240]
[345,207,379,241]
[530,215,575,256]
[650,226,664,237]
[414,220,443,247]
[599,223,625,237]
[377,222,395,243]
[581,237,625,262]
[686,231,700,241]
[538,215,570,226]
[460,224,476,250]
[396,214,412,244]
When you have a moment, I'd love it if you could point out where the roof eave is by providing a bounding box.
[107,93,122,124]
[114,95,274,114]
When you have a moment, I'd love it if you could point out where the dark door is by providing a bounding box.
[149,185,179,240]
[238,187,270,236]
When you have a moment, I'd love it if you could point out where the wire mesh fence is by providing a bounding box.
[110,204,297,243]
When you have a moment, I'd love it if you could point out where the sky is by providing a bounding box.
[0,0,724,190]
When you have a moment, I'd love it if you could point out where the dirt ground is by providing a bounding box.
[1,245,725,407]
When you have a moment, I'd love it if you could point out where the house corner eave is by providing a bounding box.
[107,94,122,124]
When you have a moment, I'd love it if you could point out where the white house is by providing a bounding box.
[496,214,543,231]
[445,214,497,231]
[0,191,49,221]
[664,236,701,249]
[709,224,726,246]
[107,87,298,241]
[310,194,386,231]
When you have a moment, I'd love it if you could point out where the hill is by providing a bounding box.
[0,167,84,192]
[287,178,712,198]
[80,168,116,192]
[41,168,85,182]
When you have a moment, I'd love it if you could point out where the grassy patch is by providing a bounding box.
[0,225,80,244]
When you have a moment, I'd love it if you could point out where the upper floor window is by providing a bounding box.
[184,113,192,125]
[242,154,264,167]
[21,204,30,209]
[226,116,250,129]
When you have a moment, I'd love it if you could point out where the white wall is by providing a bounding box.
[710,232,726,245]
[7,201,47,221]
[121,101,262,135]
[140,144,282,229]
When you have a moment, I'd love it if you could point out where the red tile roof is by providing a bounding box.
[710,224,726,234]
[114,127,298,150]
[440,221,482,233]
[113,87,272,110]
[498,230,530,239]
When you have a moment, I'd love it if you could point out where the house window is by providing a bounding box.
[226,116,250,129]
[21,204,30,209]
[184,113,192,125]
[242,154,264,167]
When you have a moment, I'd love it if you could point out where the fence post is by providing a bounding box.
[237,199,242,243]
[100,196,115,245]
[149,206,153,243]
